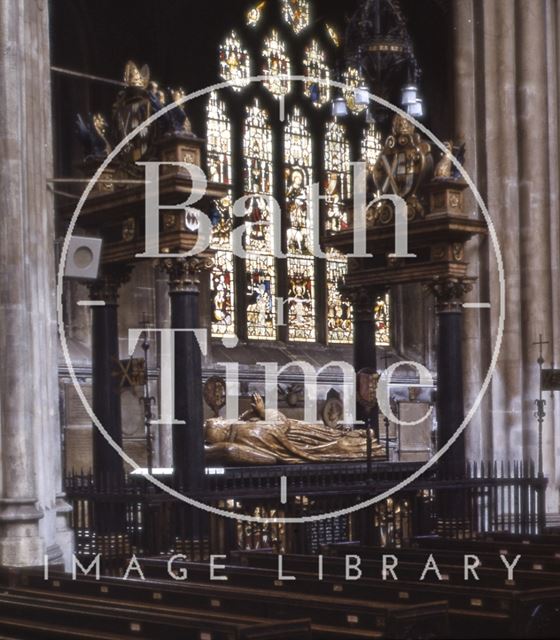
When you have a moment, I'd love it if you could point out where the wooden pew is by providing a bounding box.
[140,555,560,639]
[6,567,447,640]
[0,569,311,640]
[231,548,560,590]
[413,536,560,558]
[322,542,560,574]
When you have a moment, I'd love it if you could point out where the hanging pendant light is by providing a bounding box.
[407,97,423,118]
[401,83,418,107]
[332,94,348,118]
[354,82,370,107]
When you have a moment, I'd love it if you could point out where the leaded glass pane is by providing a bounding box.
[362,122,383,172]
[375,294,391,346]
[207,92,235,337]
[262,30,291,98]
[219,31,251,92]
[326,259,352,344]
[324,121,351,234]
[325,120,352,344]
[244,100,277,340]
[282,0,310,34]
[285,108,315,342]
[246,1,266,27]
[287,256,315,342]
[303,40,330,107]
[343,67,367,113]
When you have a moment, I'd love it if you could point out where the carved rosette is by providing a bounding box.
[87,265,133,305]
[161,256,214,294]
[425,276,474,313]
[341,285,386,322]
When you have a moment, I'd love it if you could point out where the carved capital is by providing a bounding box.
[161,256,214,294]
[87,265,133,305]
[424,276,474,313]
[341,285,386,321]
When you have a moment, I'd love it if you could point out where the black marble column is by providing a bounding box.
[428,277,473,476]
[345,286,383,436]
[161,256,213,492]
[88,267,130,534]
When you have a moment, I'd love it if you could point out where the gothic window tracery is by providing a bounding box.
[208,0,390,347]
[262,30,291,98]
[208,92,235,336]
[244,100,277,340]
[303,40,330,107]
[343,67,368,114]
[247,1,266,27]
[219,31,251,91]
[282,0,310,34]
[362,123,383,172]
[285,108,315,341]
[325,121,352,344]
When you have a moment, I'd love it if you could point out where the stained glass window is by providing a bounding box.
[244,100,277,340]
[375,294,391,346]
[303,40,330,107]
[324,121,351,234]
[207,93,235,337]
[326,24,340,47]
[324,120,352,344]
[246,1,266,27]
[362,123,383,172]
[285,109,315,342]
[219,31,251,92]
[343,67,367,114]
[362,123,390,346]
[282,0,310,34]
[262,30,291,98]
[210,1,391,348]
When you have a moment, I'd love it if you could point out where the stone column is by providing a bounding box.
[161,256,213,491]
[452,0,560,511]
[426,277,473,476]
[0,0,71,567]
